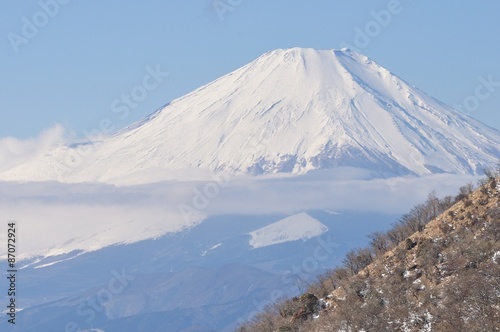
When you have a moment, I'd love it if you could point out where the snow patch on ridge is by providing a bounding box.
[248,213,328,249]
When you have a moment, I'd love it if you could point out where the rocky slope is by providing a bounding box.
[238,171,500,331]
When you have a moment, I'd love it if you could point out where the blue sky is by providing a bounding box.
[1,1,500,139]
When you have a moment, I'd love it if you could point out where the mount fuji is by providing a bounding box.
[1,48,499,184]
[2,48,500,332]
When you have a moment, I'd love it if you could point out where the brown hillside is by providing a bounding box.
[237,174,500,332]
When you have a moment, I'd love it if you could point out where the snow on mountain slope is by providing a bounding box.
[1,48,499,184]
[249,212,328,248]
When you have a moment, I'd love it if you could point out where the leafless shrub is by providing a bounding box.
[368,231,390,257]
[455,183,474,202]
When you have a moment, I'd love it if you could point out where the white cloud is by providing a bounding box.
[0,124,68,171]
[205,172,478,215]
[0,171,478,261]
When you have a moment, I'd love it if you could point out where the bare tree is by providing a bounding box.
[342,248,372,276]
[368,231,390,257]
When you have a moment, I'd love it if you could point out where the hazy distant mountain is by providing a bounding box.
[1,48,499,184]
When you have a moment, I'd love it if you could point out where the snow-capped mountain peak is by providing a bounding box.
[1,48,499,184]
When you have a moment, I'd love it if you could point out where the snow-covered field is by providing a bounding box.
[249,213,328,248]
